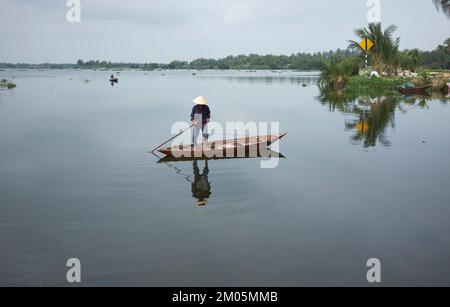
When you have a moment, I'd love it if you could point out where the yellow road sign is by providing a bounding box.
[356,121,370,134]
[359,38,374,52]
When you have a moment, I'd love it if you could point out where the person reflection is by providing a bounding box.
[191,160,211,206]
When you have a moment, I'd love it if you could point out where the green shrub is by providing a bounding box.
[343,76,405,97]
[320,57,360,90]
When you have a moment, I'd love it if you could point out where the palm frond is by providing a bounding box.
[433,0,450,17]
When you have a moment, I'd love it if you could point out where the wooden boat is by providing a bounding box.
[158,132,287,158]
[397,84,431,94]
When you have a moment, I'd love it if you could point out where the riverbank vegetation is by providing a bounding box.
[319,22,450,95]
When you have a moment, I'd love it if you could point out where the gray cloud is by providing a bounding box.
[0,0,449,63]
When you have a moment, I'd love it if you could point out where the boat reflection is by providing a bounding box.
[157,149,285,163]
[156,150,285,206]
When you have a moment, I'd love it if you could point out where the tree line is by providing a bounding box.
[1,39,449,71]
[0,50,355,71]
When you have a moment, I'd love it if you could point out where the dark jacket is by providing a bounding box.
[190,105,211,125]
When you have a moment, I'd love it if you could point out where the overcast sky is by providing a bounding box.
[1,0,449,63]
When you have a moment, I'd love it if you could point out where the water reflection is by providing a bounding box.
[157,150,285,206]
[157,150,285,163]
[156,160,211,207]
[401,94,449,107]
[319,89,449,148]
[191,160,211,206]
[346,96,397,147]
[199,75,319,86]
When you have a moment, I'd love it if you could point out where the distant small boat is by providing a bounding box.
[158,133,287,158]
[397,84,431,94]
[110,78,119,83]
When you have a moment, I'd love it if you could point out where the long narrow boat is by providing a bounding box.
[397,84,431,94]
[158,132,287,158]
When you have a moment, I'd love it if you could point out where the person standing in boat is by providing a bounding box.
[191,96,211,145]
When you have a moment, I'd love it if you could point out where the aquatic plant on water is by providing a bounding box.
[0,79,16,90]
[344,76,405,97]
[6,82,16,89]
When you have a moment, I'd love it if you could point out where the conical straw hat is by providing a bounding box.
[193,96,208,105]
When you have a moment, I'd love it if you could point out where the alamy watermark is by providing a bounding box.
[66,0,380,24]
[66,258,81,283]
[66,0,81,23]
[366,258,381,283]
[367,0,382,23]
[64,257,381,284]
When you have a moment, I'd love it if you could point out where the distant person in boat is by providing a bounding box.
[110,74,119,87]
[191,160,211,206]
[191,96,211,145]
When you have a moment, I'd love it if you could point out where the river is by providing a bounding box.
[1,69,449,286]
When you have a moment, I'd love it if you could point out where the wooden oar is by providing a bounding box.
[150,123,195,154]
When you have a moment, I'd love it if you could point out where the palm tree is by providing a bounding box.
[348,23,400,75]
[408,49,422,70]
[384,37,400,76]
[319,57,355,90]
[436,38,450,53]
[444,38,450,52]
[433,0,450,17]
[400,49,422,72]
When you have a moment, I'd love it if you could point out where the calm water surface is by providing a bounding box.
[0,69,450,286]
